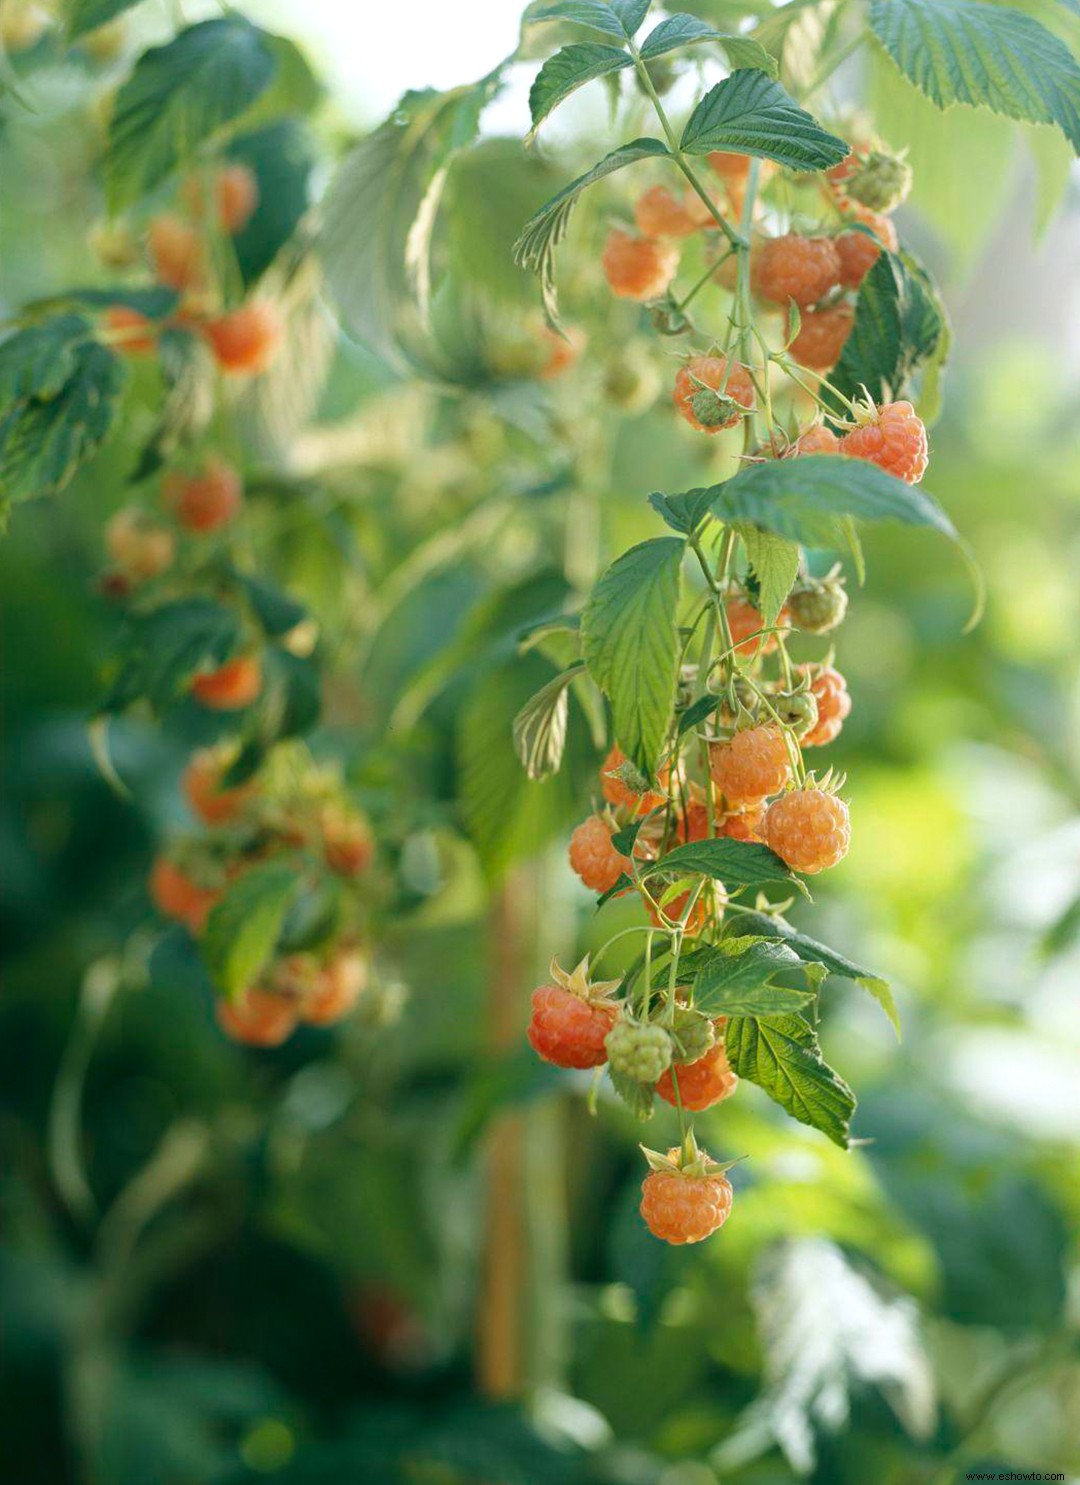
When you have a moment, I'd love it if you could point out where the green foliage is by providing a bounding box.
[692,935,816,1016]
[203,860,298,999]
[639,12,777,74]
[102,599,242,714]
[829,250,950,415]
[62,0,141,39]
[737,525,801,626]
[580,536,685,777]
[512,665,582,780]
[528,43,633,133]
[680,69,849,170]
[869,0,1080,152]
[726,1012,856,1147]
[641,836,799,890]
[527,0,651,40]
[226,121,317,287]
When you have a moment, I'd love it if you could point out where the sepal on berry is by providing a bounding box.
[640,1134,741,1179]
[550,955,622,1005]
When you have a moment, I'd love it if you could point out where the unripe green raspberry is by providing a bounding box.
[690,388,745,428]
[788,576,848,634]
[774,689,819,739]
[670,1006,715,1065]
[605,1020,673,1084]
[846,149,912,213]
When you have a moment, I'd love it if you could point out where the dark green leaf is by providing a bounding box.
[827,250,950,412]
[103,599,241,713]
[639,13,778,74]
[234,572,308,638]
[726,1014,855,1147]
[648,487,715,535]
[226,120,317,287]
[528,43,633,133]
[736,525,800,626]
[203,861,298,1000]
[247,648,321,744]
[527,0,651,38]
[0,314,91,403]
[692,935,815,1016]
[681,69,849,171]
[64,0,142,40]
[1040,891,1080,958]
[677,694,720,736]
[512,665,581,780]
[640,836,798,891]
[580,537,685,777]
[609,1064,657,1120]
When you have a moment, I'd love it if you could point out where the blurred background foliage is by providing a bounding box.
[2,2,1080,1483]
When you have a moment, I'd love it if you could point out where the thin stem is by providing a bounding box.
[675,247,736,313]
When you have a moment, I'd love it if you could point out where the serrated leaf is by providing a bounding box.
[680,69,849,171]
[640,837,798,891]
[105,19,278,211]
[0,314,90,403]
[512,665,581,779]
[104,599,242,714]
[64,0,142,40]
[692,936,815,1016]
[580,537,685,777]
[736,526,800,626]
[609,1063,657,1120]
[203,861,298,1001]
[677,693,720,736]
[528,43,633,133]
[869,0,1080,151]
[526,0,636,40]
[639,13,778,75]
[235,572,307,638]
[513,137,671,324]
[726,1014,855,1147]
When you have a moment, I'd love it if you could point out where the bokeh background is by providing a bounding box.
[2,2,1080,1482]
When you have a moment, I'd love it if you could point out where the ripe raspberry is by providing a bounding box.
[183,748,256,825]
[301,949,368,1027]
[710,725,791,806]
[788,573,848,634]
[147,212,206,292]
[527,957,621,1069]
[790,302,853,371]
[657,1038,738,1111]
[163,457,243,534]
[601,227,680,302]
[835,207,898,290]
[634,184,711,239]
[676,797,713,844]
[149,856,221,934]
[797,665,852,747]
[725,594,790,659]
[103,305,157,356]
[321,805,374,876]
[190,653,263,710]
[721,804,764,842]
[752,234,842,308]
[600,744,667,814]
[840,399,928,483]
[673,353,754,433]
[183,163,259,233]
[538,322,586,380]
[763,786,850,873]
[216,987,297,1047]
[105,506,174,581]
[202,302,283,375]
[640,1144,734,1244]
[569,814,630,894]
[791,422,840,457]
[605,1019,672,1083]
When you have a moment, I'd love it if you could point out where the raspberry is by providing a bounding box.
[301,949,369,1027]
[527,957,621,1068]
[569,814,630,894]
[105,506,174,581]
[707,150,752,183]
[202,302,283,375]
[216,987,297,1047]
[673,353,754,434]
[721,804,764,842]
[147,212,205,292]
[538,323,586,380]
[675,797,712,844]
[790,302,853,371]
[840,399,928,483]
[149,856,221,934]
[835,207,898,290]
[601,228,679,302]
[797,665,851,747]
[162,457,243,534]
[321,805,374,875]
[639,1143,734,1244]
[709,725,791,806]
[788,573,848,634]
[600,744,667,814]
[844,148,912,213]
[752,234,842,308]
[190,653,263,710]
[183,163,259,234]
[103,305,157,356]
[725,594,790,659]
[657,1038,738,1111]
[791,422,840,457]
[605,1019,672,1083]
[763,786,850,874]
[183,748,256,825]
[634,184,711,239]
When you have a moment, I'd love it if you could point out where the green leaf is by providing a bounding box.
[869,0,1080,152]
[640,836,798,891]
[232,33,322,133]
[736,525,800,626]
[226,120,317,287]
[731,911,899,1034]
[203,861,298,1001]
[693,936,815,1016]
[0,314,90,403]
[609,1064,657,1120]
[247,648,321,745]
[580,537,685,777]
[528,43,633,134]
[235,572,307,638]
[680,69,849,171]
[104,599,242,714]
[726,1014,855,1147]
[638,13,778,75]
[512,664,582,780]
[513,137,671,324]
[105,19,279,211]
[526,0,650,39]
[63,0,142,40]
[1039,891,1080,959]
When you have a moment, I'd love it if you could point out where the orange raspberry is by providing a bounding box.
[600,744,667,814]
[569,814,630,894]
[790,301,854,371]
[646,881,724,937]
[840,399,928,483]
[182,748,256,825]
[190,653,263,710]
[601,227,679,302]
[321,805,374,876]
[752,234,842,308]
[657,1037,738,1111]
[147,212,205,292]
[300,949,368,1027]
[675,797,713,844]
[763,787,850,874]
[105,506,174,581]
[103,305,158,357]
[538,322,586,380]
[216,987,297,1047]
[640,1147,734,1244]
[725,594,790,658]
[149,856,221,934]
[634,184,711,239]
[707,150,753,183]
[721,804,764,842]
[202,302,283,375]
[162,456,243,534]
[673,353,754,433]
[797,665,851,747]
[835,207,898,289]
[527,957,621,1069]
[709,725,791,807]
[791,422,840,456]
[183,163,259,234]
